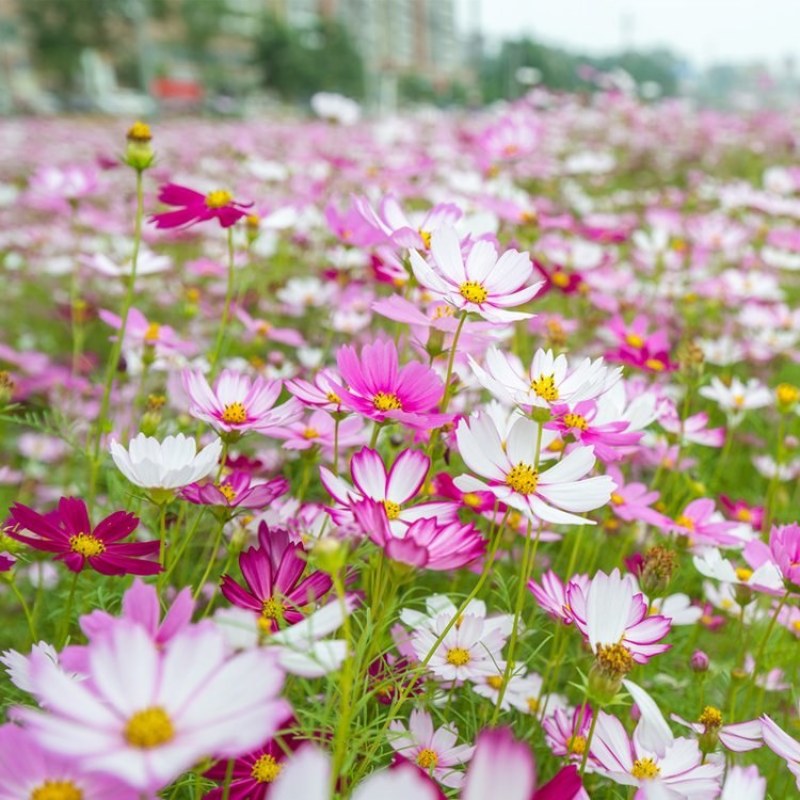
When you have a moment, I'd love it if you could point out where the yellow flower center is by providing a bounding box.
[125,707,175,749]
[631,757,661,780]
[776,383,799,407]
[432,304,455,319]
[563,413,588,431]
[675,514,695,531]
[30,782,84,800]
[217,483,237,503]
[417,748,439,769]
[531,373,559,402]
[551,271,570,288]
[144,322,160,343]
[302,427,320,440]
[261,597,285,621]
[256,321,272,335]
[644,358,666,372]
[251,753,282,783]
[610,492,624,505]
[792,620,800,632]
[68,533,105,558]
[732,394,745,407]
[486,675,504,690]
[506,462,539,494]
[547,438,565,453]
[222,402,248,424]
[698,706,723,730]
[735,507,752,522]
[373,392,402,412]
[625,333,644,348]
[205,190,233,209]
[326,391,342,404]
[735,567,753,582]
[446,647,471,666]
[463,492,482,507]
[419,229,432,249]
[459,281,488,304]
[567,735,586,755]
[383,500,401,520]
[127,121,152,142]
[596,642,635,676]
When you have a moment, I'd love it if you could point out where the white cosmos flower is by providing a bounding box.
[454,413,614,525]
[470,347,621,409]
[109,433,222,490]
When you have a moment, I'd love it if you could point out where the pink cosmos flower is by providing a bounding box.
[745,523,800,590]
[528,570,590,624]
[15,621,289,793]
[591,711,723,798]
[183,369,302,435]
[286,367,347,411]
[543,704,594,763]
[660,406,725,448]
[220,523,332,632]
[334,339,450,429]
[605,467,672,529]
[389,709,474,788]
[719,496,764,531]
[320,447,459,533]
[721,765,766,800]
[351,498,485,570]
[671,712,762,753]
[669,499,741,547]
[150,183,252,229]
[99,307,195,356]
[181,472,289,508]
[455,414,615,526]
[270,409,365,452]
[8,497,160,576]
[235,307,306,347]
[432,472,497,514]
[761,715,800,790]
[409,226,542,322]
[0,723,139,800]
[567,569,672,663]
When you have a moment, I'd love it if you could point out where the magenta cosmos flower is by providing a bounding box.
[0,723,139,800]
[150,183,252,229]
[334,339,450,429]
[181,471,289,509]
[183,369,302,436]
[8,497,160,576]
[220,523,333,632]
[16,621,289,794]
[747,523,800,589]
[567,568,671,664]
[351,498,485,571]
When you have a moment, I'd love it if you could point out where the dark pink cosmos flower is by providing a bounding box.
[533,260,584,296]
[745,523,800,591]
[432,472,497,514]
[351,498,485,571]
[720,495,765,531]
[181,472,289,509]
[334,339,451,430]
[150,183,252,229]
[220,523,333,632]
[8,497,160,576]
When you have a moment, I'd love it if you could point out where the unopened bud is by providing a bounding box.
[640,545,678,596]
[690,650,709,672]
[124,121,155,171]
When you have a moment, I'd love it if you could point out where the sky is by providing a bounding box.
[454,0,800,68]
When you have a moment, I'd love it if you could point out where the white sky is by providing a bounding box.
[455,0,800,67]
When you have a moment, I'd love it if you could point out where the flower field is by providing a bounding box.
[1,92,800,798]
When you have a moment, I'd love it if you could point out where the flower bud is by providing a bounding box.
[690,650,709,672]
[124,121,155,171]
[640,545,678,596]
[312,536,348,576]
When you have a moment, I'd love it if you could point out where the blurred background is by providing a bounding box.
[0,0,798,116]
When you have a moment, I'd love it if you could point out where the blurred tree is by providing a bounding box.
[253,14,364,102]
[21,0,130,91]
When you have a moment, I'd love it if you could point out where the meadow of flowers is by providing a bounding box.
[1,90,800,799]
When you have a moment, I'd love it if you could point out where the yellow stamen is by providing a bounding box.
[644,358,666,372]
[698,706,723,730]
[302,427,320,440]
[417,748,439,769]
[30,781,84,800]
[459,281,488,304]
[217,483,237,503]
[675,514,695,531]
[551,271,570,288]
[596,642,635,676]
[506,463,539,494]
[486,675,504,690]
[563,413,588,431]
[383,500,401,520]
[735,567,753,582]
[127,121,152,142]
[462,492,482,507]
[125,707,175,749]
[419,229,432,249]
[69,533,105,558]
[531,373,559,402]
[567,735,586,755]
[446,647,471,666]
[373,392,402,412]
[631,757,660,780]
[251,753,282,783]
[222,402,248,424]
[625,333,644,348]
[205,190,233,209]
[261,597,285,621]
[144,322,160,343]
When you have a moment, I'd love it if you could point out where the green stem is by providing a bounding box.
[746,591,790,709]
[88,169,145,508]
[9,578,37,642]
[330,570,356,793]
[208,227,237,377]
[579,708,599,777]
[157,503,168,568]
[440,310,468,414]
[193,515,229,601]
[58,571,80,647]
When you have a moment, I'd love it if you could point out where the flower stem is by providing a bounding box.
[746,590,790,709]
[57,571,80,647]
[208,227,237,377]
[9,578,37,642]
[439,310,468,414]
[88,168,145,508]
[193,515,229,601]
[579,707,599,777]
[330,570,356,793]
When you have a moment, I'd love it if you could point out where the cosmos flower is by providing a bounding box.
[671,708,762,753]
[543,704,594,763]
[455,413,615,526]
[220,523,332,633]
[528,570,590,624]
[409,226,542,322]
[15,621,290,794]
[110,433,222,490]
[333,339,450,429]
[183,369,303,436]
[150,182,252,228]
[761,715,800,790]
[745,523,800,591]
[270,409,365,452]
[181,471,289,509]
[8,497,160,576]
[720,765,766,800]
[389,709,474,788]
